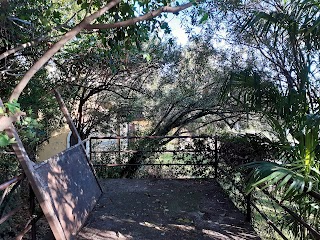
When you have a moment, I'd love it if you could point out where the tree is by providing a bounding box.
[119,40,247,177]
[0,0,203,148]
[203,0,320,238]
[54,39,164,140]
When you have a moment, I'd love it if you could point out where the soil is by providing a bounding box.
[77,179,260,240]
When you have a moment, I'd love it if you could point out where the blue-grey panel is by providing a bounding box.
[34,144,102,239]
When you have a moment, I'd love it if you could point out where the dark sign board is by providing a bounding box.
[33,144,102,239]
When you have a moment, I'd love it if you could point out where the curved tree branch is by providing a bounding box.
[8,0,197,103]
[0,10,81,61]
[85,2,194,30]
[9,0,120,102]
[0,37,46,61]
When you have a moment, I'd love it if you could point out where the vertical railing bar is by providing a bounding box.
[15,212,44,240]
[246,192,252,222]
[89,138,92,162]
[214,136,218,178]
[29,184,36,240]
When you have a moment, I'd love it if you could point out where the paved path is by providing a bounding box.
[78,179,260,240]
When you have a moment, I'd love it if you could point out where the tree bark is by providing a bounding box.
[0,37,45,61]
[85,2,194,30]
[9,0,121,102]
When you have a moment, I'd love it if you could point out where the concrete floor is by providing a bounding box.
[77,179,260,240]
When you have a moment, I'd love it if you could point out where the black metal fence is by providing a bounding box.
[90,135,218,178]
[90,135,320,240]
[2,134,320,239]
[0,173,40,240]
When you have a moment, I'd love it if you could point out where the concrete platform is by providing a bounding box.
[78,179,260,240]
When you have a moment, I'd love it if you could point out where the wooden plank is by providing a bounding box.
[53,89,102,192]
[0,98,67,239]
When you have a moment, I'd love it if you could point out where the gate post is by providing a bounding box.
[245,192,252,222]
[214,136,219,178]
[29,184,36,240]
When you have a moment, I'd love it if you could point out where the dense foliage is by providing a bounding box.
[1,0,320,239]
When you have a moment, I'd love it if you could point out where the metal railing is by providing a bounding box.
[2,134,320,239]
[0,173,42,240]
[90,135,320,240]
[90,135,218,177]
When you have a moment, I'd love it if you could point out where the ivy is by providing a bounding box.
[0,133,16,147]
[2,100,20,115]
[0,101,40,148]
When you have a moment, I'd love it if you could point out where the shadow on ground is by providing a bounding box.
[78,179,260,240]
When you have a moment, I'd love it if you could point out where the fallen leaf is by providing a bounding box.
[177,218,193,223]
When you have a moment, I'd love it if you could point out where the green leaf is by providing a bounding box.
[0,133,11,147]
[251,170,286,188]
[5,101,20,114]
[53,11,61,19]
[199,13,209,24]
[275,174,293,191]
[81,2,89,10]
[160,22,169,30]
[143,53,152,62]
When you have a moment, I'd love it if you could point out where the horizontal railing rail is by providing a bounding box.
[308,190,320,201]
[93,150,215,153]
[0,174,25,191]
[94,163,214,167]
[91,135,320,240]
[0,173,40,240]
[91,135,216,140]
[260,188,320,239]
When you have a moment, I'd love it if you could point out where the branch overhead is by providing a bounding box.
[85,2,194,30]
[8,0,121,102]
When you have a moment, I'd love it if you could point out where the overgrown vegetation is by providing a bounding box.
[1,0,320,239]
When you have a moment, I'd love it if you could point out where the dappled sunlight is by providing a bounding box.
[202,229,231,239]
[168,223,195,231]
[78,179,260,239]
[101,215,136,224]
[33,144,102,239]
[80,212,259,240]
[140,221,166,231]
[78,227,133,240]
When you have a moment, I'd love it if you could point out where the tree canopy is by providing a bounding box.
[0,0,204,146]
[1,0,320,237]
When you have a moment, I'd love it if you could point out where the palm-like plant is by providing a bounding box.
[224,69,320,197]
[220,0,320,237]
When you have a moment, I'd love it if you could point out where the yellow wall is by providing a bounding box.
[37,120,149,161]
[131,119,150,133]
[37,125,70,161]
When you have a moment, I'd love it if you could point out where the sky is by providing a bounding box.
[167,14,189,46]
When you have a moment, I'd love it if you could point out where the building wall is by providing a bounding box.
[37,125,70,161]
[37,119,149,162]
